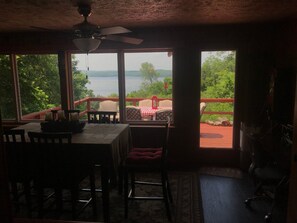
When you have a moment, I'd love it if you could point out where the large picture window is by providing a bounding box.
[17,54,60,120]
[124,51,173,122]
[72,53,119,120]
[2,51,173,124]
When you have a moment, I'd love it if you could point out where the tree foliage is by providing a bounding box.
[0,54,93,119]
[201,51,236,121]
[127,62,172,99]
[140,62,160,84]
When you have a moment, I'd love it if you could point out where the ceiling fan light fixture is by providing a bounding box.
[73,37,101,53]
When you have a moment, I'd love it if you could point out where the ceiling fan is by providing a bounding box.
[73,3,143,53]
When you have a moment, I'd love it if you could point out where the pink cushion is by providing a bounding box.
[126,147,163,164]
[130,147,162,152]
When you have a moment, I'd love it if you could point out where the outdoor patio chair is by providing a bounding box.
[200,102,207,120]
[158,99,172,108]
[123,117,173,221]
[155,109,173,121]
[99,100,118,112]
[138,99,152,107]
[126,106,142,120]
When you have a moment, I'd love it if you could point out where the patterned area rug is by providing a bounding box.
[198,166,243,179]
[14,171,203,223]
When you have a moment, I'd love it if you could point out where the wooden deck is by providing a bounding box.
[200,123,233,149]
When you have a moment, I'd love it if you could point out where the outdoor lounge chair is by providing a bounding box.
[158,100,172,108]
[200,102,207,120]
[155,109,173,121]
[126,106,142,120]
[138,99,152,107]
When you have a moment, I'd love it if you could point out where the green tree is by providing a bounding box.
[0,55,16,118]
[201,51,235,92]
[72,59,94,101]
[201,51,236,122]
[140,62,160,84]
[0,54,94,119]
[126,62,172,99]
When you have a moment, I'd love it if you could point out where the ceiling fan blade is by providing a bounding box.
[105,35,143,45]
[30,26,54,31]
[100,26,131,35]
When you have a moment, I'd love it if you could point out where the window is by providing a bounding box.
[17,54,60,120]
[72,53,119,119]
[2,51,172,124]
[0,55,16,120]
[124,51,173,122]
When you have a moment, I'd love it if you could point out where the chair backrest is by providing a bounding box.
[87,111,117,124]
[200,102,207,120]
[99,100,117,112]
[3,129,29,181]
[155,109,173,121]
[162,117,171,163]
[126,106,142,120]
[138,99,152,107]
[158,100,172,108]
[28,132,73,184]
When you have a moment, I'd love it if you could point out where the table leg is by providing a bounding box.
[101,163,110,223]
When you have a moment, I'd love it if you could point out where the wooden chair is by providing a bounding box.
[28,131,97,220]
[86,110,117,195]
[3,129,33,217]
[87,111,117,124]
[126,106,142,121]
[123,117,173,220]
[155,109,173,121]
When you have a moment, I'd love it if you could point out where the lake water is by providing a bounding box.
[87,76,144,96]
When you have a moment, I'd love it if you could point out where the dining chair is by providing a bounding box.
[155,109,173,121]
[123,117,173,221]
[28,131,97,220]
[138,99,152,107]
[3,129,33,217]
[87,111,117,124]
[126,106,142,121]
[86,110,117,195]
[158,99,172,108]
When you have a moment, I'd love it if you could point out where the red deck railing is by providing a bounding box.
[22,97,234,120]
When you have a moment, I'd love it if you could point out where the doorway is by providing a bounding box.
[200,51,236,149]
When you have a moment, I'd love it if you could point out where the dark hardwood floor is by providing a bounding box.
[199,171,287,223]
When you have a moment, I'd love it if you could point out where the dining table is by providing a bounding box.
[13,122,131,223]
[140,107,172,120]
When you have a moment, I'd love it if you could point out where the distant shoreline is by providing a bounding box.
[79,69,172,77]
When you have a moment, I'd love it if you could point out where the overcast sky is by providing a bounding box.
[74,51,220,71]
[75,52,173,71]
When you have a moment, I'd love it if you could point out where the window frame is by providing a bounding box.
[1,48,174,125]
